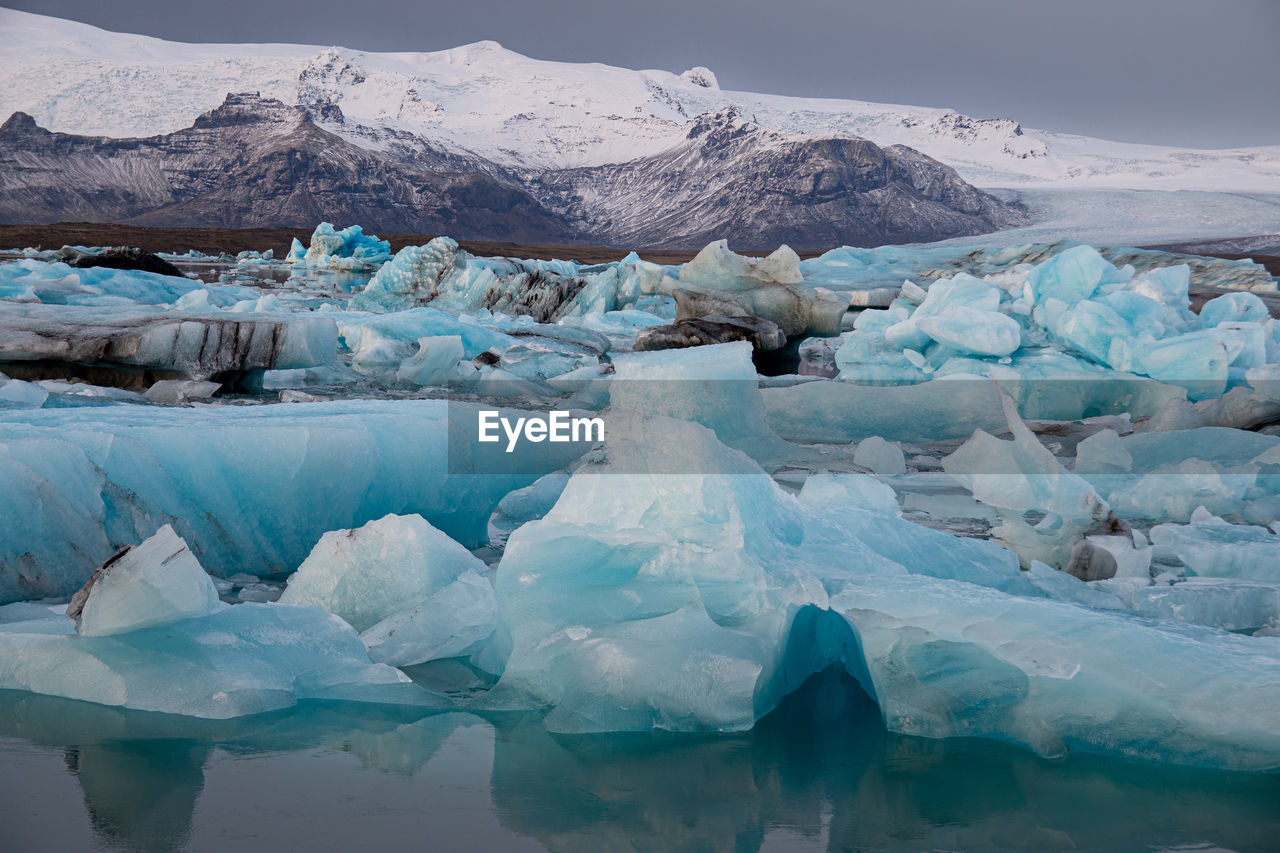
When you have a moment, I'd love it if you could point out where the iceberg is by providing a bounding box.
[395,336,467,386]
[69,525,224,637]
[822,243,1275,418]
[1075,426,1280,523]
[280,513,487,633]
[296,222,392,267]
[482,412,1020,732]
[1200,291,1269,327]
[942,396,1123,569]
[0,303,338,381]
[762,377,1008,444]
[915,306,1022,357]
[608,341,784,455]
[675,241,846,337]
[852,436,906,476]
[831,574,1280,771]
[0,602,424,718]
[0,400,586,603]
[358,569,498,667]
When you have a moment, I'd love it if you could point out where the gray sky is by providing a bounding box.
[8,0,1279,148]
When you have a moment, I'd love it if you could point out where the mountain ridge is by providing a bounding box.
[2,8,1277,192]
[0,95,1020,248]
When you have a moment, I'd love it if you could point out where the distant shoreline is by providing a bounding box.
[0,222,716,265]
[1,222,1276,278]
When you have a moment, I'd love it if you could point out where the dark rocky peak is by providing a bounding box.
[191,93,309,129]
[685,107,761,144]
[0,111,45,140]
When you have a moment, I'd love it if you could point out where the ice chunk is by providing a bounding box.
[1200,291,1268,327]
[1072,429,1132,474]
[0,602,423,718]
[338,308,514,366]
[1150,510,1280,581]
[886,274,1004,352]
[280,513,489,633]
[831,574,1280,771]
[174,289,212,312]
[763,377,1008,444]
[1023,244,1126,307]
[797,472,900,516]
[489,472,571,546]
[609,341,783,454]
[0,303,338,380]
[852,436,906,476]
[915,306,1021,358]
[350,237,462,312]
[943,396,1119,568]
[1136,331,1230,401]
[680,240,803,289]
[0,378,48,408]
[67,526,224,637]
[396,336,466,387]
[299,222,392,266]
[143,379,220,405]
[675,242,845,337]
[485,414,1019,733]
[0,400,585,603]
[1099,577,1280,633]
[1077,427,1280,523]
[359,570,498,667]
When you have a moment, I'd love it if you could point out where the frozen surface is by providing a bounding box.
[359,569,498,667]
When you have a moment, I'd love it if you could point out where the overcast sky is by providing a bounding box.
[9,0,1279,148]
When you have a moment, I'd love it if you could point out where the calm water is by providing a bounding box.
[1,669,1276,852]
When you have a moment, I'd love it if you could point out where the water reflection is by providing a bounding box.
[65,740,210,852]
[0,670,1276,852]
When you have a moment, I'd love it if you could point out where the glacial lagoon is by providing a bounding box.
[2,230,1280,850]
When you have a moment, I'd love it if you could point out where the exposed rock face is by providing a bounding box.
[61,246,185,278]
[0,97,1024,249]
[0,95,574,243]
[635,315,787,352]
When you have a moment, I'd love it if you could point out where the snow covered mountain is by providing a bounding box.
[0,8,1276,248]
[3,8,1277,192]
[531,109,1021,248]
[0,92,1019,247]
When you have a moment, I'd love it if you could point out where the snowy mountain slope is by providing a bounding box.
[0,95,1018,248]
[532,109,1021,248]
[2,8,1277,192]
